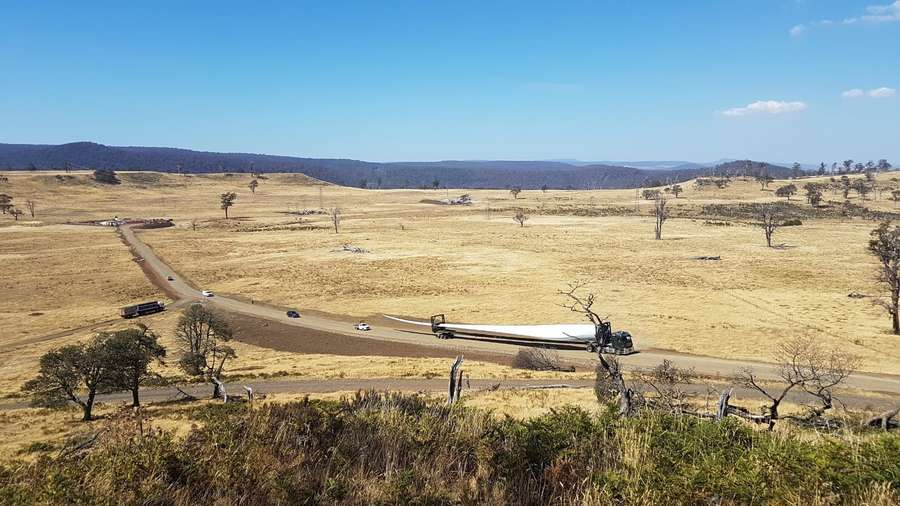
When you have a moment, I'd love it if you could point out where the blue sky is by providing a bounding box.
[1,1,898,163]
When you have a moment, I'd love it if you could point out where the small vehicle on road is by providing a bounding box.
[167,276,175,281]
[354,322,371,331]
[201,290,214,297]
[286,310,301,318]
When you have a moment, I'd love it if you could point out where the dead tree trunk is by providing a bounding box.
[212,377,227,402]
[864,407,900,430]
[448,355,464,404]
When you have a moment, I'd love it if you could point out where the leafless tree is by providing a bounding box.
[864,407,900,430]
[737,336,858,430]
[635,360,696,414]
[868,221,900,333]
[509,187,522,199]
[329,207,342,233]
[560,281,639,416]
[190,219,198,231]
[24,199,35,218]
[594,355,638,417]
[758,205,780,247]
[513,209,528,227]
[248,179,259,194]
[558,280,605,327]
[10,208,23,220]
[512,348,574,372]
[654,196,668,240]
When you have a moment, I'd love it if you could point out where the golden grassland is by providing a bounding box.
[0,224,163,342]
[2,170,900,375]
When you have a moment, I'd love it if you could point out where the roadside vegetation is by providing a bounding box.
[0,391,897,505]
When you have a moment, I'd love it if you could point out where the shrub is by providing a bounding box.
[512,348,574,371]
[92,169,120,185]
[0,393,897,504]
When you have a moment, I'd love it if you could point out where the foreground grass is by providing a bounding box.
[1,393,897,505]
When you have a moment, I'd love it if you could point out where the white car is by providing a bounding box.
[201,290,214,297]
[354,322,371,331]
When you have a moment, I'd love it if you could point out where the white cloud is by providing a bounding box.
[869,86,897,98]
[793,2,900,33]
[838,1,900,25]
[842,87,896,99]
[862,0,900,22]
[721,100,808,117]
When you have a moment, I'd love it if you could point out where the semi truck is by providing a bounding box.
[120,300,166,318]
[383,314,635,356]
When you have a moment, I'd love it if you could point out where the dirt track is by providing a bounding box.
[120,225,900,397]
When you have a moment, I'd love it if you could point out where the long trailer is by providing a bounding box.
[120,300,165,318]
[384,314,635,355]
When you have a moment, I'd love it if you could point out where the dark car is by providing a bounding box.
[286,310,301,318]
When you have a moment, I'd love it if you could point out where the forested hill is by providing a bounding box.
[0,142,795,189]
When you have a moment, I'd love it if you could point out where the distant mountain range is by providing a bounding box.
[548,159,737,171]
[0,142,797,189]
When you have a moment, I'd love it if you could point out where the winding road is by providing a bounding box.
[120,225,900,397]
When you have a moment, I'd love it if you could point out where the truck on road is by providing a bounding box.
[120,301,166,318]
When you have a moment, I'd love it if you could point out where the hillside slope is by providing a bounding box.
[0,142,794,189]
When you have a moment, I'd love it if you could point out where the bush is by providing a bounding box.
[781,218,803,226]
[0,393,897,504]
[512,348,574,371]
[92,169,120,185]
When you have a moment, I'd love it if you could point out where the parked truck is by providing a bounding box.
[120,300,166,318]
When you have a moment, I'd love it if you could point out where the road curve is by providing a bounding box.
[120,225,900,396]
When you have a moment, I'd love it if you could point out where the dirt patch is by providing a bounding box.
[222,312,514,366]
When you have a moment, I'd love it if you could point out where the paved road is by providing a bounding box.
[121,225,900,397]
[3,376,895,412]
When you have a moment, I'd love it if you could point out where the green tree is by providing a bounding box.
[775,184,797,201]
[174,305,236,398]
[803,183,823,206]
[670,184,683,198]
[851,179,871,200]
[22,337,117,421]
[248,179,259,193]
[868,222,900,334]
[756,174,774,190]
[103,324,166,407]
[220,192,237,219]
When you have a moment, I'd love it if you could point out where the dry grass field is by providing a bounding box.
[0,224,163,343]
[2,170,900,377]
[2,166,900,459]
